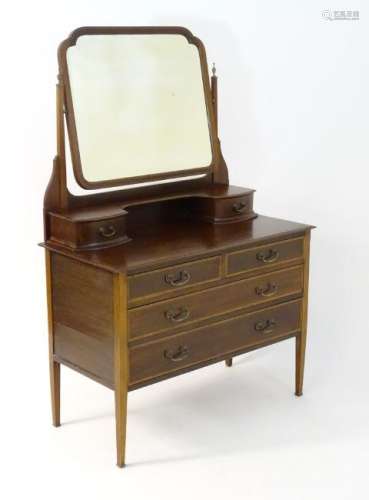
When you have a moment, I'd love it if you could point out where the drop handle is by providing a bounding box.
[165,307,190,323]
[255,282,278,297]
[256,249,280,264]
[254,319,277,334]
[164,345,190,362]
[232,201,247,214]
[99,225,117,238]
[164,270,191,287]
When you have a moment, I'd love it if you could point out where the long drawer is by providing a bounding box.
[129,266,303,340]
[129,300,301,384]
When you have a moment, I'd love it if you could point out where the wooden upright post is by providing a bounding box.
[56,75,69,210]
[210,63,229,185]
[211,63,218,135]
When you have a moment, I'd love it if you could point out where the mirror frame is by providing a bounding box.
[58,26,219,190]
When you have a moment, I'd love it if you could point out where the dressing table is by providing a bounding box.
[41,26,314,467]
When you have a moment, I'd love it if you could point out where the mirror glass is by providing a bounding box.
[66,34,213,185]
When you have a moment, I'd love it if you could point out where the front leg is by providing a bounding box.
[50,360,61,426]
[115,384,128,467]
[295,231,311,397]
[295,334,306,396]
[45,250,61,426]
[113,273,129,467]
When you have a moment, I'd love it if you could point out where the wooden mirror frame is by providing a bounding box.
[58,26,222,190]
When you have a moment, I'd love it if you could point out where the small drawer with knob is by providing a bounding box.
[129,300,302,384]
[48,208,130,250]
[128,266,303,341]
[189,190,256,223]
[128,256,221,304]
[76,216,130,250]
[226,237,304,277]
[213,195,254,221]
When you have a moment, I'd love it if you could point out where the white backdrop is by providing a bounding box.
[1,1,368,499]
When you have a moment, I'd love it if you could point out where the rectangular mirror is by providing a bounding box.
[59,27,216,189]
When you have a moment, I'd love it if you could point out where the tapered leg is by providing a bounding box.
[50,360,61,426]
[113,273,129,468]
[295,334,306,396]
[115,386,128,468]
[295,231,311,397]
[225,358,233,367]
[45,250,61,426]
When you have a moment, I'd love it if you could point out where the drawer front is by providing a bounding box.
[130,300,301,384]
[129,266,303,340]
[215,195,253,220]
[128,256,221,303]
[77,216,128,249]
[226,238,303,276]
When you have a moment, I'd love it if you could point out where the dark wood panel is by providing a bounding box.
[51,253,114,384]
[54,324,114,384]
[128,256,221,303]
[226,237,303,276]
[130,300,301,383]
[129,266,303,340]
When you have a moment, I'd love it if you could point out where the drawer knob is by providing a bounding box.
[255,318,276,334]
[165,307,190,323]
[164,270,191,287]
[256,249,280,264]
[232,201,247,214]
[255,282,278,297]
[99,225,117,239]
[164,345,190,362]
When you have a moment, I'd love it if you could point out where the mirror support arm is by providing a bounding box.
[55,76,69,210]
[44,76,70,218]
[211,63,218,135]
[211,64,229,186]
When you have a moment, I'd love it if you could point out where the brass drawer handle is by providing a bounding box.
[232,201,247,214]
[255,318,276,334]
[256,249,280,264]
[164,270,191,287]
[255,282,278,297]
[165,307,190,323]
[164,345,189,362]
[99,225,117,239]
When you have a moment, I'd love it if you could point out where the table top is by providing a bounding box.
[41,214,313,275]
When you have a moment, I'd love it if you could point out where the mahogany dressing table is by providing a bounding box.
[41,26,314,467]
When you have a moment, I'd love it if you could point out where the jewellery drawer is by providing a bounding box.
[213,194,254,221]
[129,300,301,384]
[226,237,303,276]
[128,266,303,340]
[190,191,256,223]
[77,217,129,249]
[128,256,221,303]
[49,210,130,250]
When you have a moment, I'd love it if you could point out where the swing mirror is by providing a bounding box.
[58,27,217,189]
